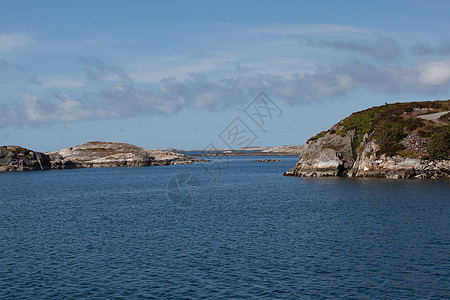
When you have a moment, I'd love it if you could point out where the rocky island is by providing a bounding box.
[284,100,450,179]
[0,141,201,172]
[255,159,280,162]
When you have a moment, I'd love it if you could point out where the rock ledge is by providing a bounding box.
[0,141,201,172]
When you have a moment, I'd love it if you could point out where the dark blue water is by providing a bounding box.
[1,156,449,299]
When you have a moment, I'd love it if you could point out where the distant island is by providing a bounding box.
[0,142,306,172]
[284,100,449,179]
[183,145,304,156]
[0,141,203,172]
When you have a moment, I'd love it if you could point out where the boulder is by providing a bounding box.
[284,130,355,177]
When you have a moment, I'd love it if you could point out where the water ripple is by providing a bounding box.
[0,157,449,298]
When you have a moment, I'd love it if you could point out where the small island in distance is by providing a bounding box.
[1,100,449,179]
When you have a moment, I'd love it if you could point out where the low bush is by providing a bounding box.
[373,120,405,156]
[427,125,450,160]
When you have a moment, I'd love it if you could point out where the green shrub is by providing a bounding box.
[427,126,450,160]
[373,120,405,156]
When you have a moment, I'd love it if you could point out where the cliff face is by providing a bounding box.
[0,146,51,172]
[0,142,198,172]
[285,100,450,179]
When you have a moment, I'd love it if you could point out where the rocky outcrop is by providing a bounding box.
[0,146,51,172]
[261,145,305,154]
[349,139,450,179]
[284,130,355,177]
[47,141,196,169]
[255,159,280,162]
[285,100,450,179]
[0,141,201,172]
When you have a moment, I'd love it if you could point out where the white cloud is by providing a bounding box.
[0,33,31,53]
[416,60,450,86]
[3,55,450,127]
[251,24,369,36]
[127,53,244,83]
[24,93,92,122]
[36,76,84,89]
[15,69,359,124]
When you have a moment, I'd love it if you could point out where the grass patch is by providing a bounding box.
[305,99,450,158]
[397,149,419,159]
[307,130,327,143]
[335,100,449,158]
[336,110,377,157]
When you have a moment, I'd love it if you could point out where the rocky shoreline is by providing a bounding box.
[284,100,449,179]
[0,141,203,172]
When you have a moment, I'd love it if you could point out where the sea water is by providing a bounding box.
[0,156,449,298]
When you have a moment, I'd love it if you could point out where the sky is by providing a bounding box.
[1,0,450,152]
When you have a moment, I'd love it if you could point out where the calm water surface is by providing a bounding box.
[0,156,449,299]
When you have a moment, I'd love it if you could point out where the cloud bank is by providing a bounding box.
[2,31,450,128]
[413,40,450,56]
[305,34,401,60]
[0,56,446,128]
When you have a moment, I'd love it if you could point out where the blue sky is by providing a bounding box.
[1,0,450,152]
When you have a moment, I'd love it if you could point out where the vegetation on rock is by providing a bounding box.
[6,146,32,158]
[312,100,449,159]
[288,100,450,179]
[427,125,450,160]
[307,130,327,142]
[373,120,405,157]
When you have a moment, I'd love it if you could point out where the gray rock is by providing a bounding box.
[0,146,51,171]
[284,130,355,177]
[48,141,198,169]
[255,159,280,162]
[1,141,201,172]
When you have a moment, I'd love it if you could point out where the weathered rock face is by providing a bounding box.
[0,146,51,172]
[350,139,450,179]
[48,141,197,169]
[0,141,199,172]
[284,130,355,177]
[285,100,450,179]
